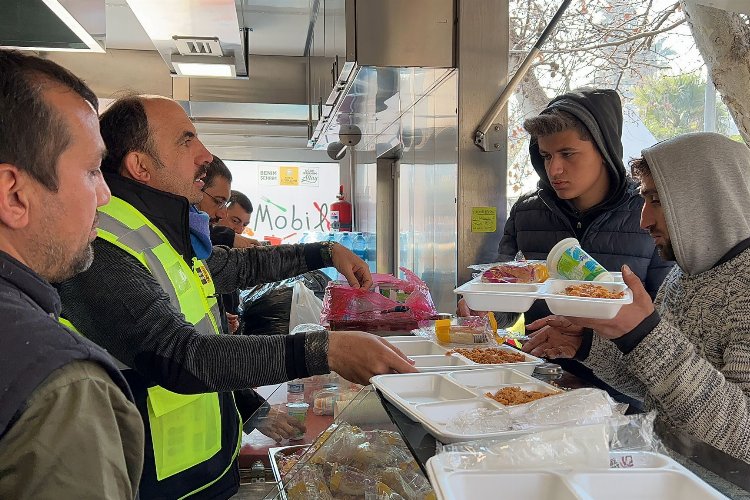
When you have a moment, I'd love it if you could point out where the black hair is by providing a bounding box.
[204,156,232,188]
[228,189,253,214]
[0,49,98,191]
[629,157,652,179]
[99,95,160,174]
[523,109,594,143]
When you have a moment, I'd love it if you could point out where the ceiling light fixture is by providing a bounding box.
[40,0,105,52]
[171,55,236,78]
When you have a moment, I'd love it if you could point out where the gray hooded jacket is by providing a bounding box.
[583,132,750,462]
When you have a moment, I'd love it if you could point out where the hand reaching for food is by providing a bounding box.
[255,406,306,442]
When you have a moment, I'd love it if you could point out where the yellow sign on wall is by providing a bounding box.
[279,166,299,186]
[471,207,497,233]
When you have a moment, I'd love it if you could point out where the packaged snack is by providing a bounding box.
[435,317,490,344]
[480,260,549,283]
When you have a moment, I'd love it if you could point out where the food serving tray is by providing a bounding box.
[371,367,561,443]
[386,339,543,375]
[455,278,632,319]
[425,451,728,500]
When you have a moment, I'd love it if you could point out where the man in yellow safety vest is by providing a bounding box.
[56,94,416,499]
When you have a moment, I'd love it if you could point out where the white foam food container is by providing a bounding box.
[540,279,633,319]
[453,280,541,312]
[371,367,564,443]
[379,335,427,342]
[387,339,451,356]
[386,339,543,375]
[426,451,728,500]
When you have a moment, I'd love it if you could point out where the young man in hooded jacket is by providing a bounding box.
[524,132,750,463]
[459,88,672,328]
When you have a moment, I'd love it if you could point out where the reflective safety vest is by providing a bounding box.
[90,196,242,498]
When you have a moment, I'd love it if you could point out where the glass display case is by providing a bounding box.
[237,370,750,500]
[238,378,435,499]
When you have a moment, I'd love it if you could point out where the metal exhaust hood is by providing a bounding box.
[1,0,105,52]
[308,0,456,152]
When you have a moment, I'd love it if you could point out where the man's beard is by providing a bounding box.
[41,242,95,283]
[657,241,676,262]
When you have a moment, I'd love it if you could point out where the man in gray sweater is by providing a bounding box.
[524,132,750,462]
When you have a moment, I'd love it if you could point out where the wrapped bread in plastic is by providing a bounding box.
[327,464,372,496]
[286,465,334,500]
[481,260,549,283]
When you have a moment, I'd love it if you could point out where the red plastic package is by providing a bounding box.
[321,268,437,332]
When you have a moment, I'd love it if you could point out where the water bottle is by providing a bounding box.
[323,233,337,279]
[339,231,353,250]
[399,231,410,271]
[353,232,367,262]
[287,379,305,403]
[365,232,377,272]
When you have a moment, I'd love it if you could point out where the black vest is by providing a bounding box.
[0,252,132,439]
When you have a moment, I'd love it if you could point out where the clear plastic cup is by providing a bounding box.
[285,402,309,441]
[547,238,613,282]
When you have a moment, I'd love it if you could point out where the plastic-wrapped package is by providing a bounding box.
[312,388,359,416]
[285,464,335,500]
[321,267,438,332]
[480,260,549,283]
[327,464,375,497]
[310,423,366,464]
[444,387,624,437]
[446,407,513,434]
[376,467,434,500]
[434,316,491,345]
[412,322,514,348]
[434,412,668,473]
[512,387,625,429]
[606,411,667,455]
[280,421,435,500]
[469,252,549,284]
[364,482,406,500]
[436,424,611,471]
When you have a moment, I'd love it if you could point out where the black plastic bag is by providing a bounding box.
[239,270,331,336]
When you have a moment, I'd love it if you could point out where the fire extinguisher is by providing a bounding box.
[330,184,352,232]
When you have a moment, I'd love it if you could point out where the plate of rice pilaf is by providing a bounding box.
[446,347,526,364]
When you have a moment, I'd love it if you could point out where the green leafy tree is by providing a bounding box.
[634,72,732,141]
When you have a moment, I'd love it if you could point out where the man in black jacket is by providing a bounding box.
[0,49,144,498]
[218,190,253,236]
[213,189,257,333]
[56,94,416,499]
[195,160,298,441]
[460,89,672,330]
[196,155,250,334]
[197,155,259,252]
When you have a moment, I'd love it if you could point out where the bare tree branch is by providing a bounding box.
[546,18,686,54]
